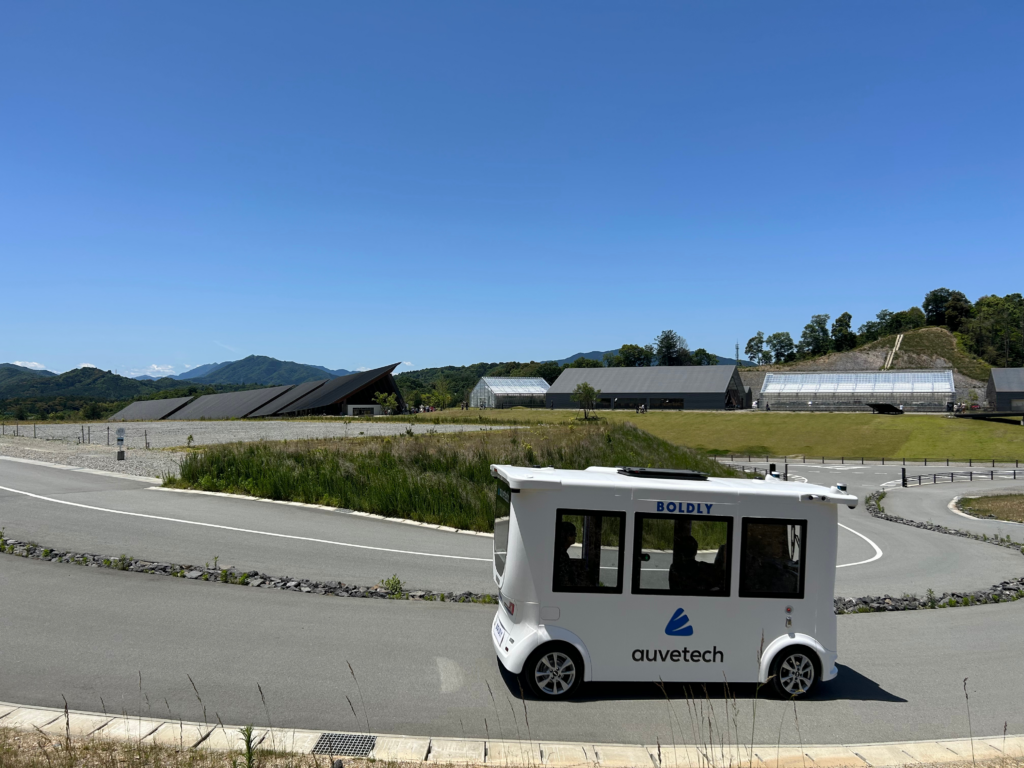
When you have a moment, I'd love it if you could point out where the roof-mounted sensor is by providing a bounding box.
[617,467,709,481]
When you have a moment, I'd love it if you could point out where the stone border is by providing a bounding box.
[0,701,1021,767]
[0,535,496,605]
[866,491,1023,552]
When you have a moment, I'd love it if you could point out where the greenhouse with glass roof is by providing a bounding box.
[759,370,955,412]
[470,377,551,409]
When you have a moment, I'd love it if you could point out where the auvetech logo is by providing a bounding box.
[665,608,694,636]
[633,609,724,663]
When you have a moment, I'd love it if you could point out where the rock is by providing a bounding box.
[185,570,204,579]
[249,579,264,588]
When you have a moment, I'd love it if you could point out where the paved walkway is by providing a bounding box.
[2,700,1021,767]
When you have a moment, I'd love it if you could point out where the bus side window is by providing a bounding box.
[553,510,625,593]
[738,518,807,599]
[631,514,732,596]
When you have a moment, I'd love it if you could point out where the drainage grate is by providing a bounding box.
[311,733,377,757]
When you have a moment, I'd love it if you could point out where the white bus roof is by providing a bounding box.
[490,465,858,508]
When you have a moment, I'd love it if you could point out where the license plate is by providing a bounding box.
[493,617,505,643]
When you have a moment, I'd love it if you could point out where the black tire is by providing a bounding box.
[524,643,584,699]
[769,646,819,698]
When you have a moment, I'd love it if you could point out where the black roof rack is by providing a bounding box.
[617,467,709,481]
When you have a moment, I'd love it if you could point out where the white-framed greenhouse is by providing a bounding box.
[470,377,551,409]
[759,370,955,412]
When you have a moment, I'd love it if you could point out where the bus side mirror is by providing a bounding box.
[640,553,651,562]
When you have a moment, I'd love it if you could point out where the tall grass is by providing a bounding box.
[166,422,738,532]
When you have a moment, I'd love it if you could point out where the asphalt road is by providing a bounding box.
[0,459,495,593]
[2,457,1023,745]
[2,554,1022,744]
[5,458,1019,598]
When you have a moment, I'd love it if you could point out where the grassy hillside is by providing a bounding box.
[868,326,991,381]
[167,422,739,531]
[191,355,345,385]
[740,327,991,386]
[391,408,1024,461]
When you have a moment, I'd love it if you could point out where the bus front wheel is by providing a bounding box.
[769,647,819,698]
[525,643,584,699]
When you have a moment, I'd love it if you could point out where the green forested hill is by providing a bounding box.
[191,355,344,386]
[0,367,181,400]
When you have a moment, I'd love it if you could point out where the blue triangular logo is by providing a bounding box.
[665,608,694,636]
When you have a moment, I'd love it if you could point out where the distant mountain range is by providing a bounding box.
[0,364,183,400]
[1,347,750,402]
[134,356,353,384]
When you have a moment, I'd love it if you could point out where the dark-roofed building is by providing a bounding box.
[247,379,329,418]
[107,396,196,422]
[987,368,1024,412]
[268,363,404,416]
[546,366,744,411]
[167,385,297,420]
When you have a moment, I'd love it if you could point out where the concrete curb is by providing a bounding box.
[1,702,1021,767]
[948,494,1024,528]
[148,486,495,537]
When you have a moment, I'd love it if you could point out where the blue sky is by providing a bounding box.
[2,2,1021,376]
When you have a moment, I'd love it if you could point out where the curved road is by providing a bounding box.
[2,457,1023,744]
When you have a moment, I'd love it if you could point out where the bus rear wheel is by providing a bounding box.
[769,647,819,698]
[525,643,583,699]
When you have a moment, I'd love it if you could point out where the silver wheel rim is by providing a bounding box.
[779,653,815,695]
[534,651,576,696]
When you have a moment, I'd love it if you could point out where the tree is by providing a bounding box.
[745,332,765,364]
[605,344,654,367]
[690,348,718,366]
[797,314,832,358]
[373,391,399,415]
[922,288,954,326]
[654,330,690,366]
[765,332,796,363]
[14,405,28,421]
[830,312,858,352]
[945,292,973,333]
[565,356,603,369]
[571,382,601,420]
[432,377,452,410]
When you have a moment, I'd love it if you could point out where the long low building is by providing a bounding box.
[546,366,745,410]
[759,370,955,412]
[986,368,1024,411]
[108,363,404,421]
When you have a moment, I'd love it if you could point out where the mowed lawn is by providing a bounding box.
[400,409,1024,460]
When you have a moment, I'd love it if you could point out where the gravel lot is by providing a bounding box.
[0,420,513,479]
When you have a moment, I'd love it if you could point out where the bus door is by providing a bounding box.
[615,512,741,683]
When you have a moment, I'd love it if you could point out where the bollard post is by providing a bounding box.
[882,457,885,465]
[992,459,995,468]
[784,463,788,481]
[88,426,90,444]
[34,424,36,438]
[861,457,864,465]
[969,458,972,467]
[902,467,907,488]
[946,458,949,466]
[841,456,844,464]
[107,427,110,446]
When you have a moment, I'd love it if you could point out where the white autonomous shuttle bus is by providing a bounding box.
[490,465,858,699]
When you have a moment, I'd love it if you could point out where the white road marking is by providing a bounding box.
[0,484,492,563]
[836,523,884,568]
